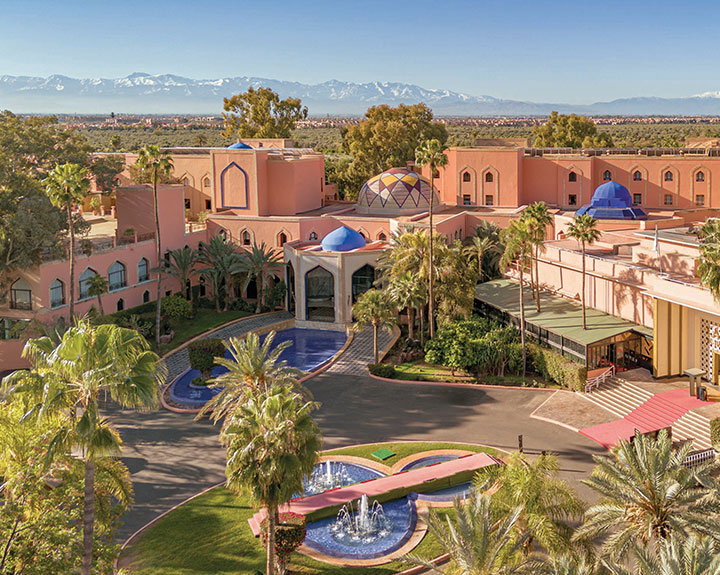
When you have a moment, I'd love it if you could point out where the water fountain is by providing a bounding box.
[303,461,353,496]
[329,494,392,544]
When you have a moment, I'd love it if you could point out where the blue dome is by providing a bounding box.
[320,226,367,252]
[228,142,253,149]
[576,180,647,220]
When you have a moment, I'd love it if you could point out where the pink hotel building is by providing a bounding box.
[3,139,720,383]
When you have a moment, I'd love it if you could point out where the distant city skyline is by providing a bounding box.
[2,0,720,105]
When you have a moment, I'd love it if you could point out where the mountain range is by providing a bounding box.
[2,73,720,116]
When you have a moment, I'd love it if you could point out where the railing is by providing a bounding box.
[683,448,716,469]
[585,365,615,393]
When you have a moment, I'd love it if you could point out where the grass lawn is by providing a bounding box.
[159,309,252,354]
[121,442,497,575]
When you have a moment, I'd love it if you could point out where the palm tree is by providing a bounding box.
[406,490,538,575]
[523,202,553,312]
[574,429,720,561]
[540,554,597,575]
[44,163,90,319]
[387,271,427,343]
[436,240,477,326]
[222,385,321,575]
[135,145,173,350]
[464,235,501,282]
[415,138,448,339]
[603,535,720,575]
[475,451,586,555]
[196,331,304,428]
[198,235,242,311]
[352,289,397,364]
[199,265,224,313]
[240,241,283,313]
[565,215,600,330]
[5,320,166,575]
[163,246,198,299]
[697,219,720,300]
[87,273,109,316]
[501,219,534,376]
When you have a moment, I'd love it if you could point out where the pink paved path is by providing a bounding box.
[249,452,501,535]
[579,388,710,449]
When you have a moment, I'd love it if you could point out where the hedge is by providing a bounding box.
[188,338,226,377]
[528,342,587,391]
[710,418,720,447]
[161,295,194,320]
[368,363,397,378]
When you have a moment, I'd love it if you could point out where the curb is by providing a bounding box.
[367,372,558,392]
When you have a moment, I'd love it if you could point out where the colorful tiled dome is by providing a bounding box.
[576,181,647,220]
[357,168,439,214]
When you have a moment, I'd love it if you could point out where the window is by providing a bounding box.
[568,171,577,183]
[116,298,124,312]
[108,262,127,291]
[278,232,287,246]
[663,194,673,206]
[164,251,171,266]
[143,290,150,303]
[203,177,210,188]
[309,232,318,241]
[378,232,387,241]
[10,278,31,310]
[462,172,471,182]
[696,194,705,206]
[603,170,612,181]
[183,177,190,186]
[485,195,494,206]
[50,279,65,308]
[242,231,251,246]
[184,198,191,210]
[199,277,206,297]
[463,194,471,205]
[485,172,494,183]
[358,231,365,240]
[432,169,440,179]
[0,318,29,340]
[165,290,172,297]
[633,193,642,205]
[633,170,642,181]
[138,258,149,282]
[664,171,674,182]
[205,199,211,210]
[78,268,96,300]
[218,229,227,241]
[696,171,706,182]
[568,194,577,206]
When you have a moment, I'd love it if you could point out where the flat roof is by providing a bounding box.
[475,279,652,346]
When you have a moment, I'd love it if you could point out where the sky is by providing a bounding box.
[2,0,720,104]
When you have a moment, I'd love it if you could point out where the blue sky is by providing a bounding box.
[2,0,719,103]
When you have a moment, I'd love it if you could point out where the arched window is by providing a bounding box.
[278,232,287,246]
[351,264,375,304]
[696,171,706,182]
[358,231,365,240]
[568,171,577,182]
[603,170,612,181]
[462,172,471,182]
[664,171,674,182]
[218,229,227,241]
[50,279,65,308]
[142,290,150,303]
[309,232,318,241]
[116,298,124,312]
[138,258,149,282]
[79,268,97,300]
[241,230,251,246]
[378,232,387,242]
[485,172,494,183]
[10,278,31,310]
[108,261,126,291]
[199,276,206,297]
[203,177,210,188]
[183,177,190,186]
[633,170,642,181]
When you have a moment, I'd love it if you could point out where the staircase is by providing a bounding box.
[584,376,653,418]
[673,411,713,450]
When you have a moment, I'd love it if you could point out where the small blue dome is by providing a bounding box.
[320,226,367,252]
[228,142,253,149]
[576,180,647,220]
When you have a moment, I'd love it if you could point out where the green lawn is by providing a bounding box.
[391,361,556,389]
[121,442,497,575]
[159,309,252,354]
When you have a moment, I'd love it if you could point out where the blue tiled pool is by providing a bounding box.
[401,454,473,502]
[169,328,347,407]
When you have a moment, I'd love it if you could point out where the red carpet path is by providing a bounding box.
[579,389,710,449]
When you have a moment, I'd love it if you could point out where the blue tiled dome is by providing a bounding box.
[321,226,367,252]
[228,142,253,149]
[576,181,647,220]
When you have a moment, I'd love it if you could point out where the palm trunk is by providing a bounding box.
[407,307,415,341]
[373,323,379,364]
[153,169,163,352]
[581,242,587,330]
[519,263,526,377]
[96,294,104,316]
[68,204,76,319]
[428,204,435,340]
[419,306,425,347]
[0,514,21,572]
[478,249,483,279]
[534,245,541,312]
[266,503,277,575]
[255,274,263,314]
[81,458,96,575]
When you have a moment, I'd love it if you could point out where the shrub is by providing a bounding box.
[262,280,286,311]
[190,376,209,387]
[230,298,254,312]
[711,418,720,448]
[424,316,496,370]
[188,338,225,377]
[161,294,193,320]
[261,512,306,570]
[528,342,587,391]
[368,363,397,378]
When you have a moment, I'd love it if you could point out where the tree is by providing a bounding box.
[522,202,553,312]
[162,246,198,299]
[387,271,427,343]
[44,163,91,319]
[196,331,304,428]
[435,240,478,326]
[198,235,242,311]
[3,320,166,575]
[574,429,720,561]
[135,145,173,351]
[697,219,720,301]
[501,219,534,376]
[532,112,614,149]
[603,535,720,575]
[464,234,501,281]
[87,273,109,316]
[222,385,321,575]
[240,241,283,313]
[565,215,601,330]
[475,451,586,555]
[222,86,308,140]
[415,138,448,339]
[352,289,397,364]
[199,265,224,313]
[90,154,125,195]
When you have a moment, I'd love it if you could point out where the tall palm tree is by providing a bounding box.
[222,385,321,575]
[387,271,427,343]
[87,273,109,316]
[199,265,224,313]
[4,320,166,575]
[697,219,720,301]
[464,235,501,282]
[406,490,538,575]
[135,145,173,350]
[240,241,283,313]
[415,138,448,339]
[352,288,397,364]
[500,219,534,376]
[44,162,90,319]
[163,246,198,299]
[603,535,720,575]
[436,240,476,326]
[540,554,597,575]
[198,235,242,311]
[574,429,720,561]
[523,202,553,312]
[196,331,304,428]
[565,215,600,330]
[475,451,586,555]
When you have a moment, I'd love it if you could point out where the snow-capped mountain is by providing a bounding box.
[2,73,720,116]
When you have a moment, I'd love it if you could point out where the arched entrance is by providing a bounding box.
[305,266,334,322]
[287,262,296,314]
[351,264,375,303]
